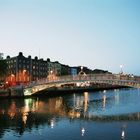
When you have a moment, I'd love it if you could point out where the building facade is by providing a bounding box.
[5,52,73,85]
[4,52,94,86]
[6,52,48,85]
[61,64,71,76]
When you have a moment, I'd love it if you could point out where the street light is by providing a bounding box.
[23,69,27,83]
[50,70,53,74]
[11,74,15,82]
[9,74,15,86]
[23,69,27,73]
[81,66,83,71]
[120,65,123,74]
[47,70,53,81]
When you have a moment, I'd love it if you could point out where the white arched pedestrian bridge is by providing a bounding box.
[24,74,140,96]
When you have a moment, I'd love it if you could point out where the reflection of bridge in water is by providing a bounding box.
[0,90,140,139]
[1,93,140,122]
[24,74,140,96]
[1,92,140,123]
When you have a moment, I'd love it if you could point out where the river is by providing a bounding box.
[0,88,140,140]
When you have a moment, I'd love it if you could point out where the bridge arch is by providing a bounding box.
[23,74,140,96]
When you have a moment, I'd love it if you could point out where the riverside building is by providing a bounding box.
[5,52,64,85]
[4,52,94,86]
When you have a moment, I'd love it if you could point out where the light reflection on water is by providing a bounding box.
[0,88,140,139]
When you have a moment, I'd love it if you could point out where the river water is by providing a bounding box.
[0,88,140,140]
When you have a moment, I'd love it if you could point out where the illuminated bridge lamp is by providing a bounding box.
[120,65,123,74]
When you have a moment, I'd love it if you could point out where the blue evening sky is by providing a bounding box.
[0,0,140,75]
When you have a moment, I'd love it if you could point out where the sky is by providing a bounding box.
[0,0,140,75]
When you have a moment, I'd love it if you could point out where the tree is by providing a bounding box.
[0,59,7,81]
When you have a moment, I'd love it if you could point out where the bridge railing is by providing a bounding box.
[27,74,140,88]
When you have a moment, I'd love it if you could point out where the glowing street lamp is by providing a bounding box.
[23,69,27,82]
[47,70,53,81]
[50,70,55,81]
[11,74,15,82]
[81,66,83,71]
[120,65,123,74]
[23,69,27,73]
[50,70,53,74]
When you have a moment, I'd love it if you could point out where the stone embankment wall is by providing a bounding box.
[0,86,24,98]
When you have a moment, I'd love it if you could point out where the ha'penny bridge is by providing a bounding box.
[23,73,140,96]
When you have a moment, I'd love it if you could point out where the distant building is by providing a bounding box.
[4,52,109,86]
[5,52,48,84]
[61,64,71,76]
[4,52,73,85]
[71,67,78,76]
[46,58,53,75]
[47,59,62,76]
[52,61,61,76]
[70,66,93,75]
[32,57,48,81]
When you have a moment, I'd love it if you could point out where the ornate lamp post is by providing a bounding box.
[120,65,123,74]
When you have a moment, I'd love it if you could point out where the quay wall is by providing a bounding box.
[0,86,24,98]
